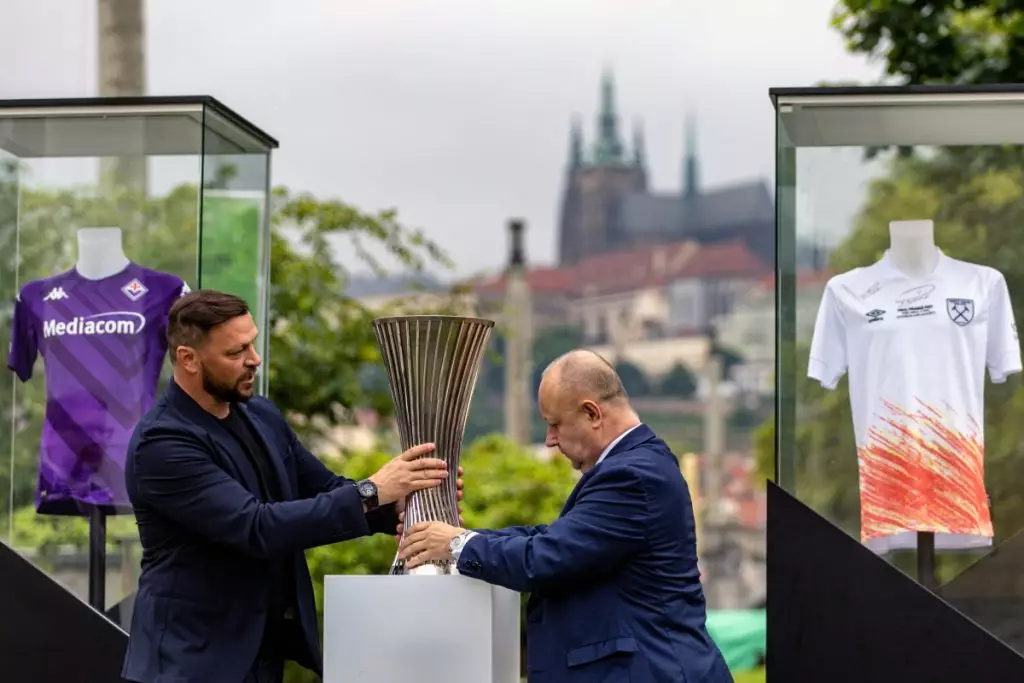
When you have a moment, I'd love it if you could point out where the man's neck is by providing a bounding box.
[600,419,641,450]
[583,414,642,472]
[173,372,230,419]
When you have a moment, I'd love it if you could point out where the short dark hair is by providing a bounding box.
[166,289,250,363]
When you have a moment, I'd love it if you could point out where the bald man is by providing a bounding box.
[399,349,732,683]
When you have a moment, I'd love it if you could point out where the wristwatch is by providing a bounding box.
[448,531,470,556]
[355,479,379,510]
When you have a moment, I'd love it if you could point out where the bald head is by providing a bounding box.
[544,349,628,405]
[538,349,640,472]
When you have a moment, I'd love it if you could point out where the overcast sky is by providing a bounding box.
[1,0,882,279]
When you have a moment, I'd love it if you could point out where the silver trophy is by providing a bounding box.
[372,314,494,575]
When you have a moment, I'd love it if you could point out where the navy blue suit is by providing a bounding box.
[121,380,398,683]
[457,424,732,683]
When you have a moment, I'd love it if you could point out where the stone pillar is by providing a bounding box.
[503,219,533,447]
[97,0,148,197]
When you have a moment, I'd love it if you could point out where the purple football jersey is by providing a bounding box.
[7,262,189,515]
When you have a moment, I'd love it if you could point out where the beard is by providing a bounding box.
[202,366,255,404]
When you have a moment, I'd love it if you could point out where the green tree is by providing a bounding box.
[660,362,698,398]
[615,359,649,397]
[832,0,1024,85]
[266,187,457,436]
[530,325,583,394]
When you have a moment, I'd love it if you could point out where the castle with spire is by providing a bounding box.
[556,71,774,267]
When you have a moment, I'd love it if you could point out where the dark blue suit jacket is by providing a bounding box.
[121,380,398,683]
[457,424,732,683]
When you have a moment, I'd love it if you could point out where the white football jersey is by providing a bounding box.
[808,249,1021,554]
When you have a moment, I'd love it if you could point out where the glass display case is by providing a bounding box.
[0,96,277,630]
[772,85,1024,655]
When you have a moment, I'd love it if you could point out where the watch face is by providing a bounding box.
[359,481,375,497]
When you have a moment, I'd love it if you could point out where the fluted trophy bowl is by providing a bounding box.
[372,314,494,575]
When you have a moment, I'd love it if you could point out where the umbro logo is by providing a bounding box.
[866,309,885,323]
[43,287,68,302]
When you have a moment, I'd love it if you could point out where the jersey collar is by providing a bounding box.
[876,247,949,281]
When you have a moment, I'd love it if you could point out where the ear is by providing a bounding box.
[581,400,602,424]
[175,346,200,374]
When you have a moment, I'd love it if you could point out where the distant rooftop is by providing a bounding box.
[344,272,446,298]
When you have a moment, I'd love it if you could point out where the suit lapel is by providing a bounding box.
[165,380,279,497]
[236,402,294,500]
[560,468,597,517]
[558,423,657,517]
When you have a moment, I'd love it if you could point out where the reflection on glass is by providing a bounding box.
[777,93,1024,654]
[198,118,272,395]
[0,100,273,632]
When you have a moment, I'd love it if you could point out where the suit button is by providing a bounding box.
[468,561,481,570]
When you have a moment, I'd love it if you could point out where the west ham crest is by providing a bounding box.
[122,278,149,302]
[946,298,974,326]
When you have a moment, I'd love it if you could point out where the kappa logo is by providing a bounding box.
[947,298,975,326]
[43,287,68,302]
[121,278,148,302]
[866,309,885,323]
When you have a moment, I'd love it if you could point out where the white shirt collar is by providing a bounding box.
[595,423,641,467]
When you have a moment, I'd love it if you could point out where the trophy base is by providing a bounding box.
[389,558,458,576]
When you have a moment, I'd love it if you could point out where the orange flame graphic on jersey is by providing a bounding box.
[857,399,992,543]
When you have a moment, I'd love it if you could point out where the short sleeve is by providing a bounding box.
[807,283,848,390]
[7,290,39,382]
[986,272,1022,383]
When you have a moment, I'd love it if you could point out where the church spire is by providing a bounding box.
[632,118,646,168]
[568,114,584,167]
[684,111,699,198]
[592,69,624,165]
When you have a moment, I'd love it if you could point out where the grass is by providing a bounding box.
[733,666,766,683]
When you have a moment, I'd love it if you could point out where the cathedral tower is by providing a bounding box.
[556,70,647,266]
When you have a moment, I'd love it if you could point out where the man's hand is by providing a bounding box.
[368,443,447,506]
[399,521,466,569]
[394,466,464,541]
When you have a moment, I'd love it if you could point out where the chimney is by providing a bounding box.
[509,219,525,267]
[651,248,667,278]
[504,219,533,447]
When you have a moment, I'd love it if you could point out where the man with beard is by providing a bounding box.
[121,289,461,683]
[397,349,732,683]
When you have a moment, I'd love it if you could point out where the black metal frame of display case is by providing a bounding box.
[0,95,277,683]
[767,83,1024,683]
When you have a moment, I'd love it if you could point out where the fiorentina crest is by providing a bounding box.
[946,298,974,326]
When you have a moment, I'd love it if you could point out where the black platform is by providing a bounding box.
[0,541,127,683]
[767,482,1024,682]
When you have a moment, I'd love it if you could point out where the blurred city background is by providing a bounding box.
[6,1,1017,682]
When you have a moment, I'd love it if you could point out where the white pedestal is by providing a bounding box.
[323,574,521,683]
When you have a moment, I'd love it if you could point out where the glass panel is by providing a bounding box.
[0,104,204,631]
[775,91,1024,655]
[198,107,273,397]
